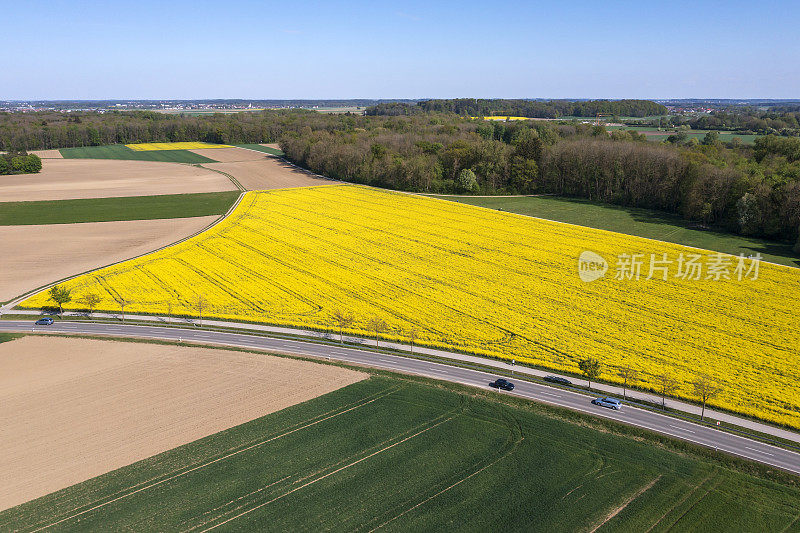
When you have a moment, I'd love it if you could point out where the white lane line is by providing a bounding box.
[537,391,562,398]
[670,424,696,434]
[745,446,775,457]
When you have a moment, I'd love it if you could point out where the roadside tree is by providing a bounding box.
[78,293,102,317]
[578,357,602,390]
[367,317,388,349]
[656,372,680,409]
[114,296,132,322]
[331,309,355,344]
[618,365,638,400]
[48,285,72,316]
[692,374,722,420]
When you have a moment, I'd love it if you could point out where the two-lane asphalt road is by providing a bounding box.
[3,319,799,475]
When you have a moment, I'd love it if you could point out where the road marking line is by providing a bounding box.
[670,425,695,434]
[745,446,774,456]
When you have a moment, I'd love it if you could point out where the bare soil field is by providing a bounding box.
[0,336,365,511]
[189,146,266,162]
[203,157,336,190]
[0,216,216,301]
[28,149,63,159]
[0,159,235,202]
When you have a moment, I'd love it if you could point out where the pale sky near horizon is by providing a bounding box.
[2,0,798,100]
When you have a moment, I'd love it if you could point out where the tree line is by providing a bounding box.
[635,109,800,136]
[2,108,799,245]
[366,98,668,118]
[279,114,800,246]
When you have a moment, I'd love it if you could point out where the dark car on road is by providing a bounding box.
[490,378,515,391]
[544,375,572,386]
[35,317,54,325]
[591,397,622,410]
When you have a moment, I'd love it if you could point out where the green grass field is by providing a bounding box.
[235,143,284,156]
[439,195,800,268]
[0,333,22,344]
[604,126,759,144]
[3,375,798,531]
[0,191,240,225]
[59,145,217,163]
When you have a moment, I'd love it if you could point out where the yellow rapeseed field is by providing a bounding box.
[474,116,533,121]
[21,186,800,428]
[126,142,232,151]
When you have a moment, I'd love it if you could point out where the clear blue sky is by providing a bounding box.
[3,0,798,100]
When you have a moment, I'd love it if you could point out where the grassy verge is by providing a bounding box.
[0,191,240,225]
[439,195,800,267]
[59,145,216,163]
[0,333,23,343]
[2,372,797,531]
[235,143,284,156]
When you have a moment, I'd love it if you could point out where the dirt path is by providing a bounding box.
[0,336,365,511]
[202,156,336,190]
[189,147,266,163]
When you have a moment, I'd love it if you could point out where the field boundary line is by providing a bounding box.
[31,383,396,521]
[588,475,662,533]
[267,158,797,270]
[409,192,800,271]
[195,415,458,532]
[0,192,245,310]
[197,165,245,192]
[29,386,398,533]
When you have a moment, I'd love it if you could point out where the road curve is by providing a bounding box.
[3,320,799,476]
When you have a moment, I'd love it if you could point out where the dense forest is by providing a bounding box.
[366,99,668,118]
[1,108,798,246]
[0,151,41,175]
[279,115,800,247]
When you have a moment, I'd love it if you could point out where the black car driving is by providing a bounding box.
[490,378,515,391]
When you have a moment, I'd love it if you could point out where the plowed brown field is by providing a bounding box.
[0,336,365,510]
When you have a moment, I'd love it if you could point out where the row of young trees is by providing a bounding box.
[578,357,721,420]
[46,285,723,422]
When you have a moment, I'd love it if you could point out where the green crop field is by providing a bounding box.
[0,191,240,226]
[3,375,798,531]
[59,145,217,163]
[235,143,284,156]
[439,195,800,268]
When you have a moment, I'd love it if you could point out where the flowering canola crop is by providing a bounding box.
[126,142,232,151]
[21,186,800,428]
